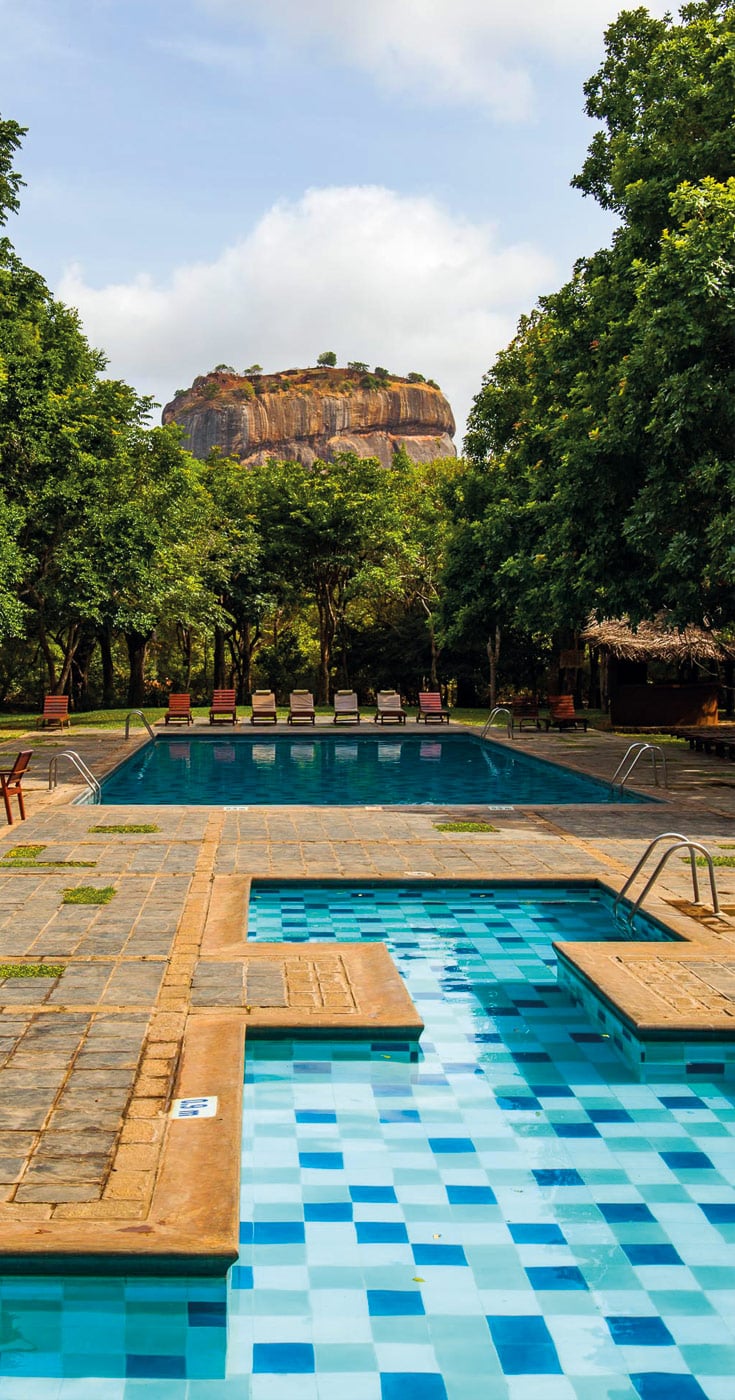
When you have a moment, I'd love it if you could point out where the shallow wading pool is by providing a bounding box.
[97,731,651,806]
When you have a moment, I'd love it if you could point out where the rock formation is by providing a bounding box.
[162,366,456,467]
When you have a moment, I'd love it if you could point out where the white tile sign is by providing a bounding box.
[170,1096,218,1120]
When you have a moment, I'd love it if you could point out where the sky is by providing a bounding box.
[0,0,671,441]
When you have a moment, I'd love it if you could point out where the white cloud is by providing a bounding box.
[196,0,673,118]
[57,185,556,443]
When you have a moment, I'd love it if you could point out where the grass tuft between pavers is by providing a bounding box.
[62,885,116,904]
[88,823,160,834]
[2,844,96,868]
[693,855,735,868]
[434,821,498,833]
[0,962,64,978]
[4,845,45,859]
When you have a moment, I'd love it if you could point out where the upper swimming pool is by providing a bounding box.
[98,732,649,806]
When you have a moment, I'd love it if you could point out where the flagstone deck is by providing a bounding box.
[1,720,735,1270]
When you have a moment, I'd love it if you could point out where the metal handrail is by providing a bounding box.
[610,741,667,793]
[481,706,514,740]
[124,709,155,740]
[48,751,102,800]
[614,831,720,925]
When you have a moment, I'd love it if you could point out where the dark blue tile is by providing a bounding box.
[623,1244,683,1266]
[412,1243,468,1266]
[350,1185,397,1203]
[658,1095,705,1109]
[513,1052,552,1063]
[253,1342,315,1374]
[496,1095,542,1111]
[295,1110,337,1123]
[381,1373,447,1400]
[606,1316,674,1345]
[660,1151,714,1170]
[126,1355,186,1379]
[533,1169,584,1187]
[230,1265,253,1289]
[701,1203,735,1224]
[530,1085,574,1098]
[368,1289,426,1316]
[305,1202,353,1222]
[487,1315,562,1375]
[686,1061,724,1076]
[588,1108,633,1123]
[631,1374,708,1400]
[254,1221,305,1244]
[356,1221,409,1244]
[445,1185,497,1205]
[238,1221,253,1243]
[428,1137,476,1154]
[526,1265,588,1291]
[553,1122,601,1138]
[571,1032,605,1043]
[299,1152,344,1169]
[188,1301,226,1327]
[509,1223,565,1244]
[599,1202,655,1224]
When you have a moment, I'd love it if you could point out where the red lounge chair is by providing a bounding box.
[250,690,278,724]
[333,691,361,724]
[0,750,32,825]
[209,689,238,725]
[416,692,450,724]
[164,693,193,726]
[288,691,316,725]
[545,695,588,731]
[374,690,406,724]
[40,696,70,729]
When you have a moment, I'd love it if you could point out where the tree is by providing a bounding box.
[317,350,337,367]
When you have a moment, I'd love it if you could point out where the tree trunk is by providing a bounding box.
[486,625,501,709]
[316,588,336,704]
[100,623,116,708]
[126,630,151,707]
[213,625,226,689]
[71,627,97,710]
[37,619,57,694]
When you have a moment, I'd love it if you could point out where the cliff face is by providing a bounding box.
[162,367,456,467]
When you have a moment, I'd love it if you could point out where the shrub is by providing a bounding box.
[347,360,368,373]
[317,350,337,367]
[374,366,389,379]
[407,371,425,383]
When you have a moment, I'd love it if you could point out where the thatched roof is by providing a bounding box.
[580,614,733,663]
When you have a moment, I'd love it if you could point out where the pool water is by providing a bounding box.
[98,733,648,806]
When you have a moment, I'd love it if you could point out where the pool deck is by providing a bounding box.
[2,718,735,1270]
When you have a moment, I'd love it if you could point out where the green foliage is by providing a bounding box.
[62,885,116,904]
[213,363,235,372]
[434,821,498,832]
[317,350,337,367]
[0,962,64,978]
[374,366,389,380]
[89,823,160,833]
[0,113,25,225]
[243,363,263,375]
[426,380,440,390]
[237,381,256,401]
[407,372,426,383]
[347,360,368,373]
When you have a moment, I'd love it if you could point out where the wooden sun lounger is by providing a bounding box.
[374,690,406,724]
[545,695,588,731]
[0,750,32,825]
[511,696,542,731]
[416,692,450,724]
[333,691,361,724]
[288,691,316,725]
[209,689,238,725]
[250,690,278,724]
[164,693,193,725]
[39,696,70,729]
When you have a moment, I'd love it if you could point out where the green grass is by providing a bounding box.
[434,820,498,833]
[62,885,116,904]
[691,855,735,868]
[0,962,64,978]
[5,845,45,859]
[88,823,160,834]
[2,843,95,868]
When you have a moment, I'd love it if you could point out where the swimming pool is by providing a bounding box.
[98,732,649,806]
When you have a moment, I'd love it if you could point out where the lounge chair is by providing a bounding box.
[250,690,278,724]
[0,750,32,825]
[333,690,361,724]
[288,691,316,725]
[416,692,450,724]
[39,696,70,729]
[545,695,588,732]
[164,693,193,725]
[511,696,541,731]
[209,689,238,725]
[374,690,406,724]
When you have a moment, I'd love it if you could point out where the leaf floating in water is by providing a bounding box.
[432,1233,441,1239]
[412,1277,425,1283]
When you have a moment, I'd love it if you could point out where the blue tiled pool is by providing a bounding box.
[98,732,649,806]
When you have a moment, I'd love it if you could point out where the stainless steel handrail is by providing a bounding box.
[124,709,155,740]
[610,741,667,793]
[48,751,102,800]
[614,831,720,924]
[481,707,514,740]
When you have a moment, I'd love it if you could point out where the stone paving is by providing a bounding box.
[1,720,735,1267]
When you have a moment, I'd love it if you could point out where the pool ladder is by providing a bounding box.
[48,751,102,802]
[481,707,514,740]
[610,741,667,794]
[124,710,155,739]
[614,831,720,927]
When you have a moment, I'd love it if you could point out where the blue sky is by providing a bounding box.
[0,0,669,438]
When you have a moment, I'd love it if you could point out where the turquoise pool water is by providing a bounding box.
[3,883,733,1398]
[98,732,648,806]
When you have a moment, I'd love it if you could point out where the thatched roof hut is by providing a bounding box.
[580,614,733,665]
